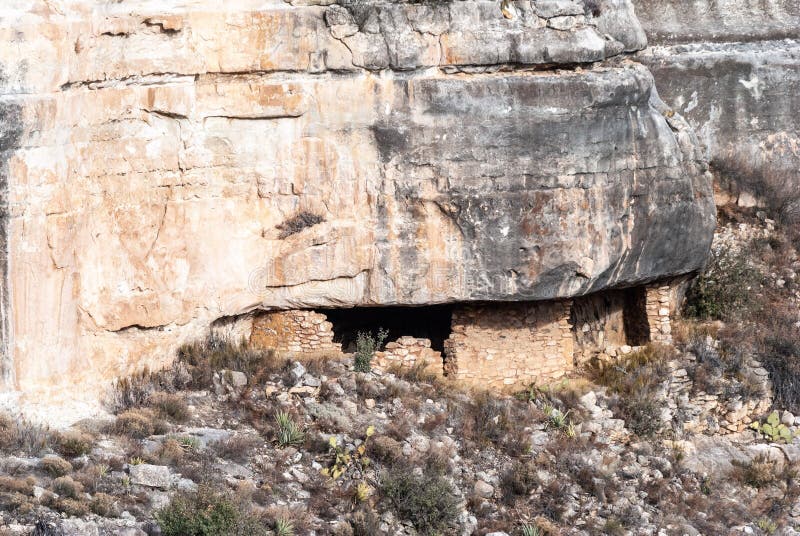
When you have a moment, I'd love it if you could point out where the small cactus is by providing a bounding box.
[750,411,794,443]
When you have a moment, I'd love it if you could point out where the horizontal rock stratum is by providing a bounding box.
[634,0,800,202]
[0,0,715,421]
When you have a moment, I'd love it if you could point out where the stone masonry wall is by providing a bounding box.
[373,337,443,377]
[645,280,682,344]
[250,311,339,355]
[444,301,574,389]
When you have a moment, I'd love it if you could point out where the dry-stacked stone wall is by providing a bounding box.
[645,279,684,344]
[373,337,443,376]
[250,311,339,355]
[443,301,574,388]
[664,355,773,435]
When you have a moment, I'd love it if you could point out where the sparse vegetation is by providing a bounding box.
[379,464,460,535]
[55,430,93,458]
[587,344,674,437]
[0,413,51,456]
[353,328,388,373]
[155,487,269,536]
[274,411,305,448]
[149,392,191,423]
[731,454,782,489]
[684,244,763,321]
[113,408,166,439]
[39,456,72,477]
[276,211,325,239]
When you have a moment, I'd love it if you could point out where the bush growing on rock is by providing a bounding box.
[155,487,268,536]
[731,454,783,489]
[0,476,34,496]
[114,408,166,439]
[90,492,116,517]
[353,328,388,373]
[276,211,325,239]
[178,336,286,389]
[684,244,763,321]
[379,464,459,535]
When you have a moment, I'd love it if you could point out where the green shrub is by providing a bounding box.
[353,329,388,373]
[379,465,459,535]
[684,245,763,321]
[155,487,268,536]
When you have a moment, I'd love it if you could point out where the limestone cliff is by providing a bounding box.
[0,0,715,419]
[634,0,800,199]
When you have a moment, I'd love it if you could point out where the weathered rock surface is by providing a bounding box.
[0,0,714,420]
[634,0,800,198]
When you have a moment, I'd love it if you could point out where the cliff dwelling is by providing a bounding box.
[250,279,681,389]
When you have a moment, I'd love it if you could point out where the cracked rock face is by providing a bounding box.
[634,0,800,197]
[0,0,714,420]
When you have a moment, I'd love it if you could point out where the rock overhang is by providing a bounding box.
[0,0,715,420]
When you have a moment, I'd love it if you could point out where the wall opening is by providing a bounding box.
[570,286,651,360]
[319,305,453,353]
[622,286,650,346]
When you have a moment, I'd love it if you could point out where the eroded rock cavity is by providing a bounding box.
[0,0,715,418]
[251,278,683,389]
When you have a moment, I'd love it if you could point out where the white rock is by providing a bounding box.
[129,464,171,489]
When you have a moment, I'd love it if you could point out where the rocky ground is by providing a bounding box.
[2,207,800,536]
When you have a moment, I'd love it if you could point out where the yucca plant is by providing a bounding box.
[521,524,541,536]
[275,411,305,447]
[275,517,295,536]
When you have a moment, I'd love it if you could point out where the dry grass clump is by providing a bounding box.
[731,454,784,489]
[55,429,94,458]
[0,412,52,456]
[113,408,167,439]
[39,455,73,477]
[90,492,117,517]
[386,360,440,384]
[148,392,190,423]
[107,365,189,413]
[152,438,186,466]
[52,497,90,517]
[0,475,35,495]
[51,476,82,499]
[178,336,287,390]
[453,390,536,455]
[587,344,674,437]
[210,435,261,464]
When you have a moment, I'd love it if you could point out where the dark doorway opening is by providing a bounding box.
[622,286,650,346]
[319,305,454,353]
